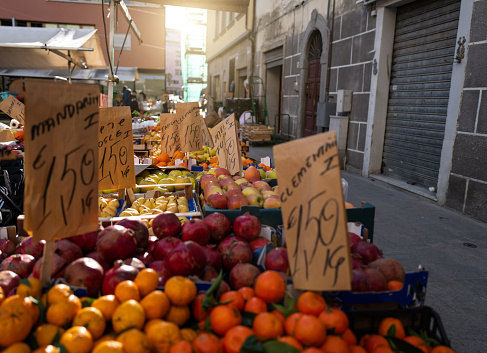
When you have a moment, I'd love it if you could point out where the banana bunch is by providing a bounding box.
[99,198,120,217]
[119,196,190,217]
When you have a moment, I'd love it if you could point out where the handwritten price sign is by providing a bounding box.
[273,131,352,291]
[98,107,135,190]
[176,103,202,152]
[210,114,242,175]
[0,95,25,125]
[200,115,214,148]
[24,80,99,241]
[160,113,182,156]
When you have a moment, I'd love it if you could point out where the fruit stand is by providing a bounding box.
[0,85,457,353]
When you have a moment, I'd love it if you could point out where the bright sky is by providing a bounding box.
[165,5,186,30]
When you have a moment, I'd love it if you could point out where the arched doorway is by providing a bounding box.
[303,30,323,137]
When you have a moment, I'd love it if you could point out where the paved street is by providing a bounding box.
[250,145,487,353]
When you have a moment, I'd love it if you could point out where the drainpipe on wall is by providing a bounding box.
[324,0,335,103]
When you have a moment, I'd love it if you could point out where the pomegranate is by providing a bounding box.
[203,246,223,272]
[54,239,83,263]
[148,260,172,286]
[102,260,139,295]
[352,241,383,264]
[249,236,271,251]
[0,239,16,257]
[264,248,289,273]
[63,257,104,297]
[147,236,159,254]
[115,218,149,250]
[217,236,248,254]
[201,265,219,281]
[164,241,206,277]
[152,237,182,261]
[228,263,261,289]
[219,238,252,270]
[96,225,137,264]
[181,219,210,245]
[351,268,388,292]
[0,270,20,295]
[32,253,67,279]
[352,254,365,269]
[367,258,405,283]
[135,252,155,266]
[349,232,362,248]
[15,237,45,259]
[70,226,102,253]
[151,213,181,239]
[122,257,146,272]
[232,213,261,241]
[203,213,231,242]
[0,254,36,278]
[86,251,110,272]
[215,279,231,298]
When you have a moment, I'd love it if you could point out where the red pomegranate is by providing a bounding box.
[228,263,261,289]
[32,253,67,280]
[203,212,231,242]
[351,268,388,292]
[0,239,16,257]
[349,233,362,248]
[367,257,405,283]
[135,252,155,266]
[215,279,231,298]
[203,246,223,272]
[96,225,137,264]
[0,254,36,278]
[249,236,271,251]
[218,238,253,271]
[181,219,210,245]
[15,237,46,259]
[115,218,149,250]
[102,260,139,295]
[54,239,83,264]
[122,257,146,272]
[148,260,172,286]
[164,241,206,277]
[152,237,182,261]
[146,236,159,254]
[201,265,219,281]
[352,241,383,264]
[0,270,20,295]
[70,226,102,254]
[264,248,289,273]
[86,251,111,272]
[217,236,248,253]
[352,253,365,269]
[63,257,104,297]
[232,213,261,241]
[151,213,181,239]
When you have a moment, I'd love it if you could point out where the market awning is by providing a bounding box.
[0,27,107,70]
[0,67,138,84]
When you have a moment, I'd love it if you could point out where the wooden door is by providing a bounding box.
[304,58,321,136]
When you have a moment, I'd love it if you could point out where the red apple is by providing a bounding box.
[206,193,228,209]
[227,194,249,209]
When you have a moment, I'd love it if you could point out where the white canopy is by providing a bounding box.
[0,27,107,70]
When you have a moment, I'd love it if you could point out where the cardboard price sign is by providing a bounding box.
[0,95,25,125]
[200,115,214,148]
[24,79,99,241]
[210,114,242,175]
[176,102,202,152]
[273,131,352,291]
[160,113,182,156]
[98,107,135,190]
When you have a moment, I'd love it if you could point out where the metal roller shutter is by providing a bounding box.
[382,0,461,189]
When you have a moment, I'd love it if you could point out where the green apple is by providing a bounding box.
[266,171,277,179]
[259,168,266,179]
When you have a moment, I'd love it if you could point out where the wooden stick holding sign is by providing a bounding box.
[24,79,100,285]
[273,131,352,291]
[210,114,242,175]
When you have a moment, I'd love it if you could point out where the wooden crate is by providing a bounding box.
[239,124,273,142]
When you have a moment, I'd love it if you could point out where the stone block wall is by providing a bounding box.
[329,5,375,171]
[446,0,487,221]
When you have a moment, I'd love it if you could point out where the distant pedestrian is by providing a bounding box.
[122,86,132,106]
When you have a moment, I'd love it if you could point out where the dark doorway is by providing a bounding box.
[304,31,322,137]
